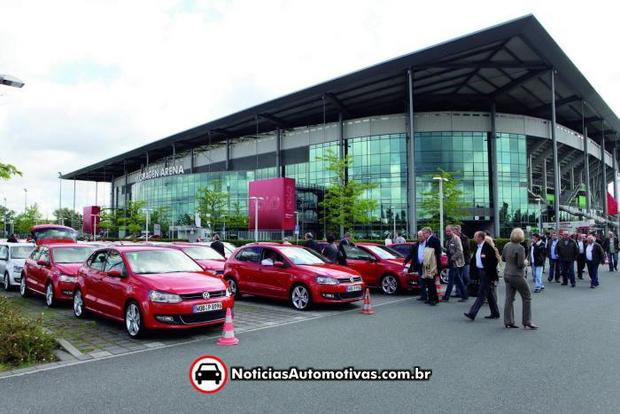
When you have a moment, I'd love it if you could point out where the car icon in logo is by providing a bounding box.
[195,362,222,385]
[202,291,210,300]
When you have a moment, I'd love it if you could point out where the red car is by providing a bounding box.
[20,243,95,307]
[146,242,226,276]
[337,243,417,295]
[223,243,364,310]
[30,224,78,245]
[389,242,450,283]
[73,246,234,338]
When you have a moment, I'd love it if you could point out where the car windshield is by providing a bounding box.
[10,246,34,259]
[124,250,204,274]
[364,245,402,259]
[181,246,223,260]
[33,228,77,242]
[278,246,327,265]
[53,247,95,263]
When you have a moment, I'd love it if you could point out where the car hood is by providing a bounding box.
[9,259,26,267]
[196,259,225,271]
[56,263,83,276]
[297,263,360,278]
[135,272,226,293]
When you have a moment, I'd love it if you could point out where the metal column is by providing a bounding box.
[550,70,560,230]
[225,138,231,171]
[601,123,608,217]
[276,128,282,177]
[406,69,416,235]
[570,168,575,190]
[490,101,500,238]
[123,160,128,216]
[338,112,345,237]
[190,148,194,173]
[542,159,547,200]
[615,144,620,231]
[528,154,533,191]
[582,101,592,212]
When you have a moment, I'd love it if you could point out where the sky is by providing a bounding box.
[0,0,619,218]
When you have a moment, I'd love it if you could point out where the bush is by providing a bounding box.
[0,297,57,368]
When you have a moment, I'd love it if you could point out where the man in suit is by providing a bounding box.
[404,227,442,304]
[303,233,320,253]
[337,232,354,265]
[210,234,225,258]
[547,232,560,282]
[557,231,578,287]
[603,231,619,272]
[464,231,500,321]
[403,231,425,300]
[585,235,605,288]
[576,233,586,279]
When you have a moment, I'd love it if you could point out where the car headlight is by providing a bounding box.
[11,265,23,274]
[149,290,182,303]
[316,276,339,285]
[59,274,77,283]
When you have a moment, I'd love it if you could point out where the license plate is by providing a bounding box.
[193,302,223,313]
[346,285,362,292]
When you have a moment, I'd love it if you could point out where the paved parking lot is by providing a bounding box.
[0,288,411,366]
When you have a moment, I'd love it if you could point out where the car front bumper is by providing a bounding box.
[143,296,235,330]
[311,282,366,304]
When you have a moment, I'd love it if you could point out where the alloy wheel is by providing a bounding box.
[45,283,55,307]
[291,285,310,310]
[19,275,28,297]
[73,290,84,317]
[381,275,398,295]
[226,278,238,297]
[125,303,142,337]
[3,273,9,291]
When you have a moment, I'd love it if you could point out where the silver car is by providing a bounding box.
[0,242,35,291]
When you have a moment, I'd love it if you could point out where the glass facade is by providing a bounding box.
[126,128,540,238]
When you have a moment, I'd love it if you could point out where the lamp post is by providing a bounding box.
[390,206,397,240]
[250,197,263,242]
[143,208,153,242]
[3,197,6,237]
[58,172,63,225]
[433,176,449,247]
[536,197,543,232]
[92,214,100,241]
[295,211,300,243]
[23,188,27,212]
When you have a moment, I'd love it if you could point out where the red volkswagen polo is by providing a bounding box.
[223,243,364,310]
[73,246,234,338]
[339,243,417,295]
[20,243,95,307]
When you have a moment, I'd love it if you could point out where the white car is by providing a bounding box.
[0,242,35,291]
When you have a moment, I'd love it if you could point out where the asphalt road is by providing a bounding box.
[2,269,620,414]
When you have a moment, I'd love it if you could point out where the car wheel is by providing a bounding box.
[73,289,87,318]
[19,273,29,297]
[125,301,145,338]
[440,268,449,284]
[290,284,311,311]
[45,282,56,307]
[3,272,11,291]
[380,274,399,295]
[225,277,241,299]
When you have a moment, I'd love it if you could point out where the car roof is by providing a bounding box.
[45,243,94,249]
[106,245,180,253]
[355,242,381,247]
[0,242,34,247]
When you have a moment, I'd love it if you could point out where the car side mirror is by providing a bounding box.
[107,269,124,278]
[37,259,50,267]
[273,261,286,268]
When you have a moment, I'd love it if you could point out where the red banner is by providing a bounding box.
[248,178,296,230]
[608,192,618,215]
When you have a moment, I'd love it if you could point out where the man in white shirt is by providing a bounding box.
[576,233,586,279]
[394,233,406,244]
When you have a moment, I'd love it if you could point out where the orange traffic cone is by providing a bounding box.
[435,276,446,301]
[360,288,375,315]
[216,307,239,346]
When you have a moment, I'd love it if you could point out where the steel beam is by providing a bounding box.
[414,61,549,70]
[225,138,231,171]
[276,127,282,177]
[491,69,547,99]
[407,69,416,235]
[550,70,560,230]
[490,101,500,237]
[583,101,592,212]
[602,123,608,217]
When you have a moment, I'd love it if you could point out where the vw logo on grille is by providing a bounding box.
[202,291,210,300]
[350,276,355,283]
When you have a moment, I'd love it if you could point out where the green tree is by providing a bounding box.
[226,201,248,231]
[14,204,44,235]
[99,209,119,235]
[317,149,378,235]
[52,208,83,230]
[196,186,227,230]
[150,205,170,236]
[118,201,146,236]
[0,206,17,236]
[0,163,22,180]
[419,169,465,231]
